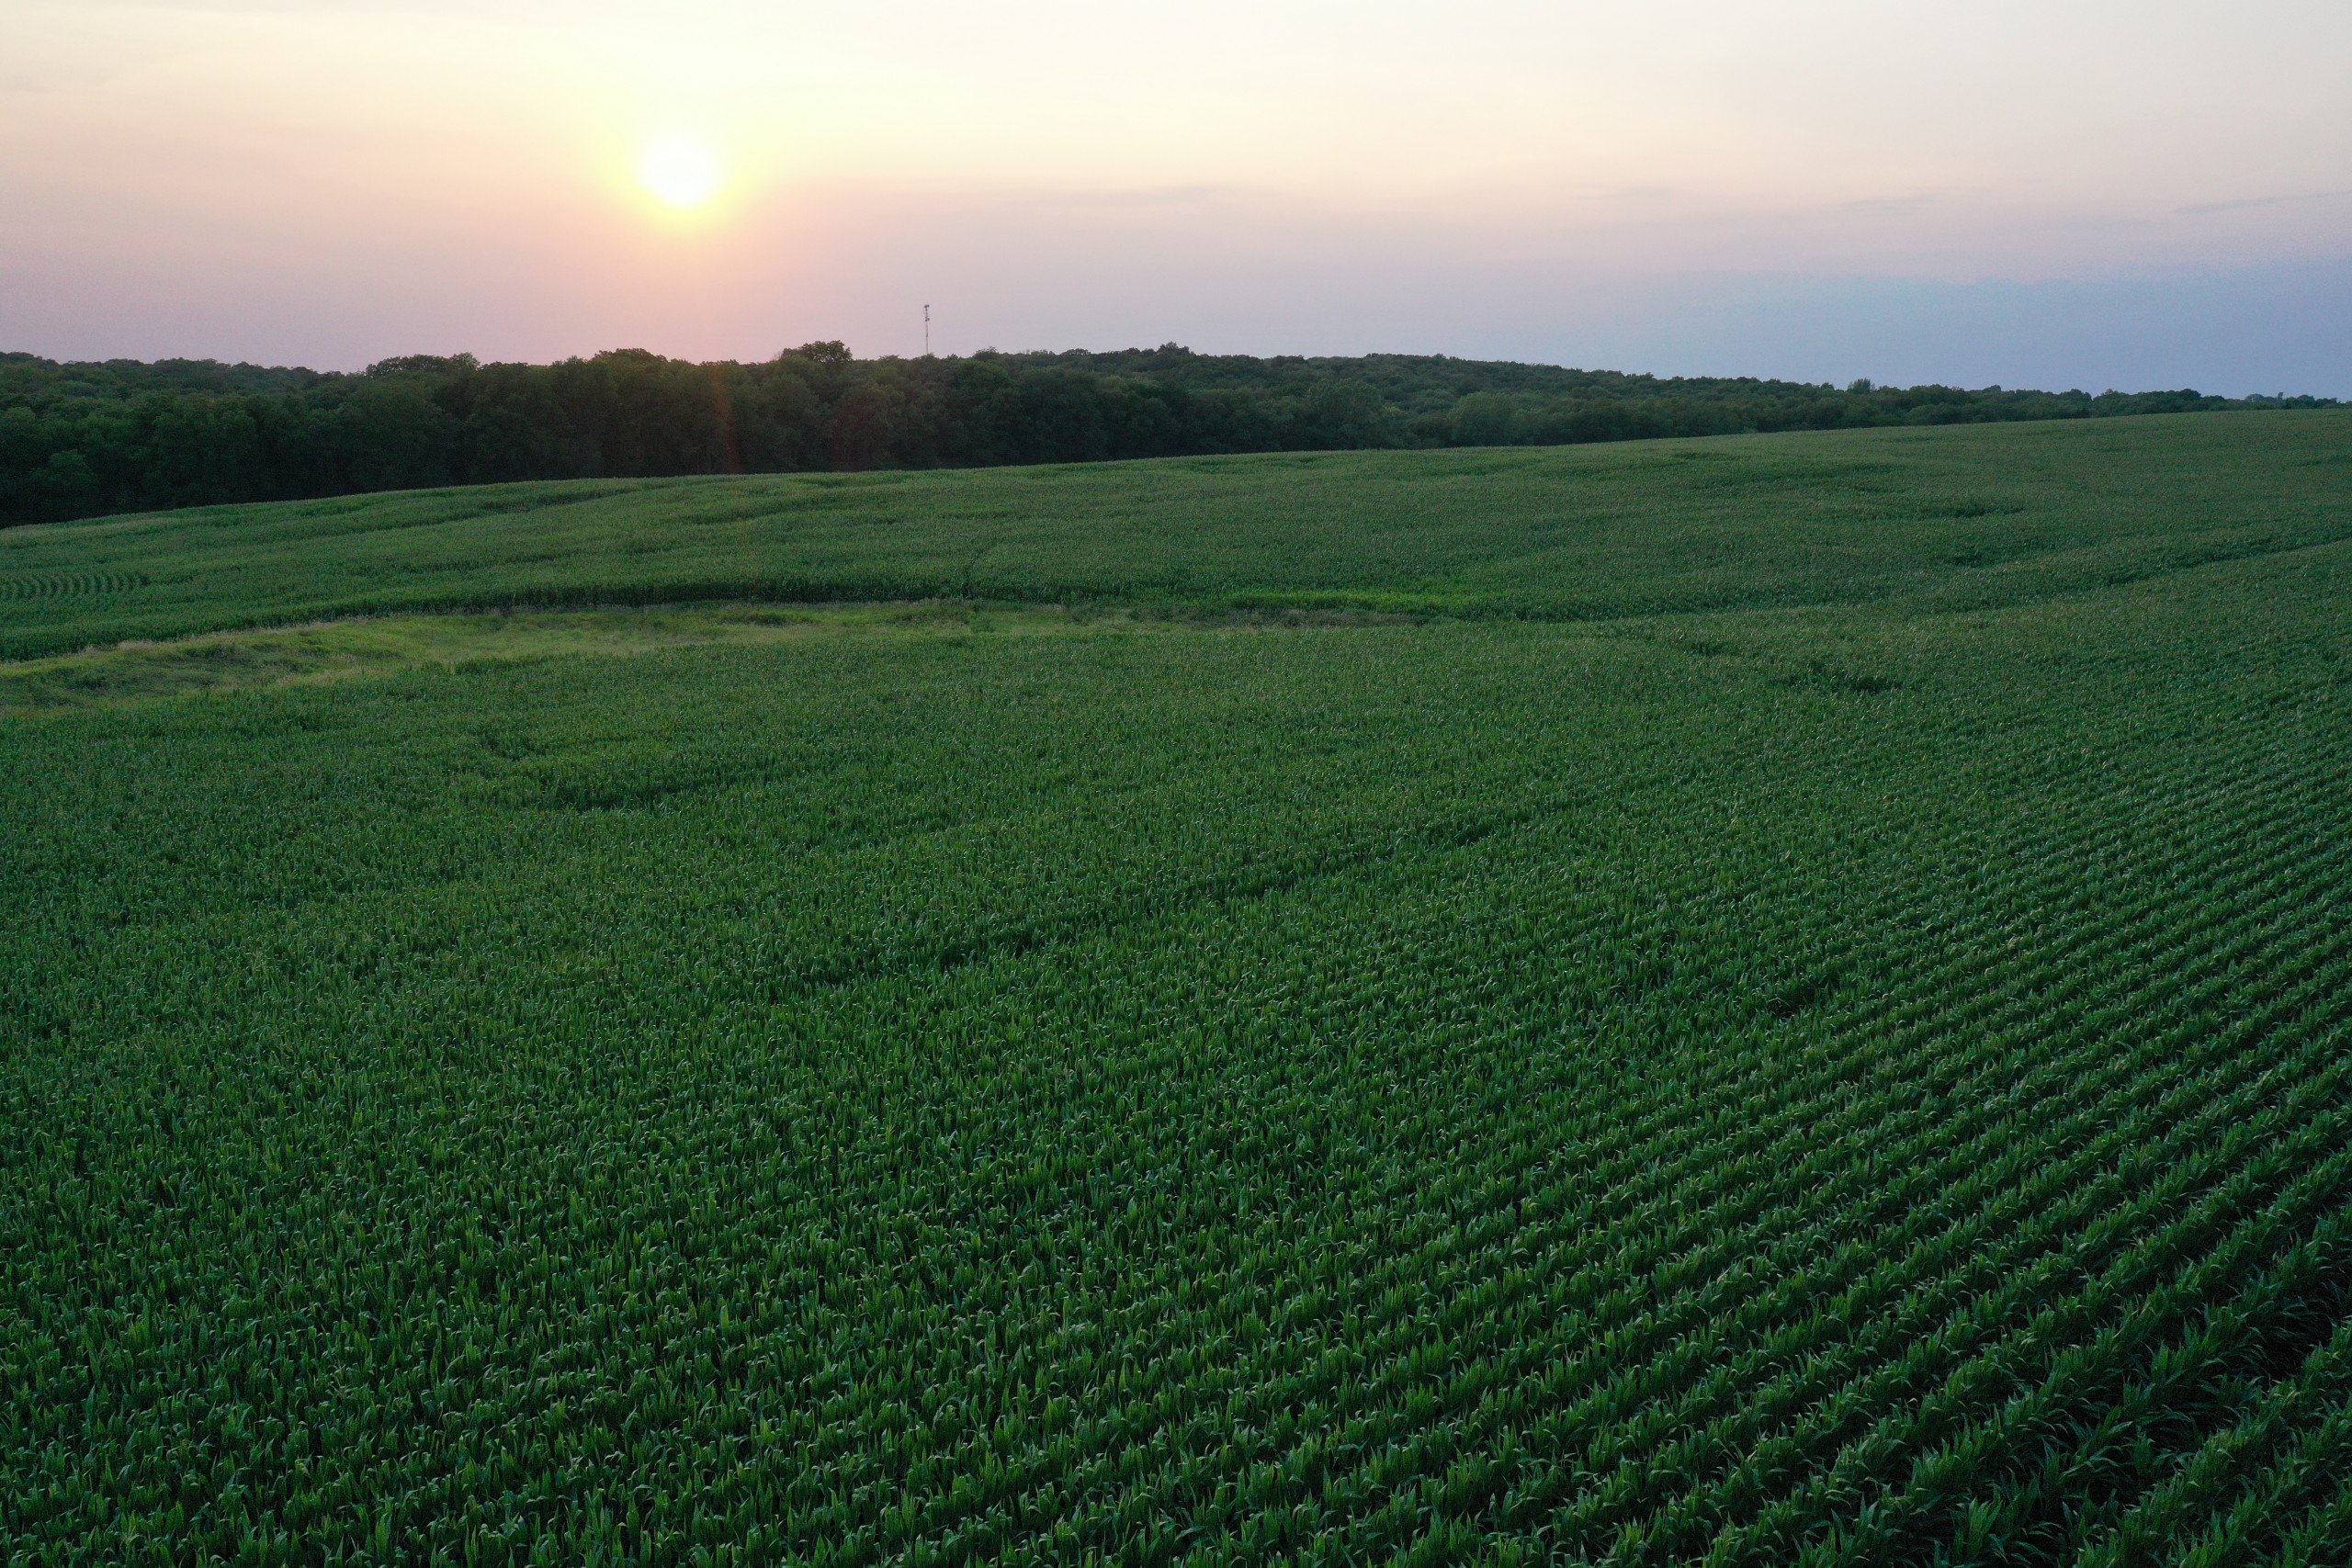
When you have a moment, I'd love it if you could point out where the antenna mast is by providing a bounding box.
[923,304,932,358]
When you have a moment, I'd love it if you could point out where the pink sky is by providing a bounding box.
[6,1,2349,391]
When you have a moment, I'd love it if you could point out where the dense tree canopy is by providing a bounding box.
[1,344,2330,526]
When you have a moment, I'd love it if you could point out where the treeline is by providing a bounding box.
[2,344,2332,526]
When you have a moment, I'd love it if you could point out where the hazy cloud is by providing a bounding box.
[1013,186,1234,209]
[1838,196,1940,217]
[2178,188,2352,216]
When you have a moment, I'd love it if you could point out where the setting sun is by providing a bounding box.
[638,132,723,209]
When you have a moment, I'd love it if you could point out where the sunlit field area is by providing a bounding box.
[8,412,2352,1563]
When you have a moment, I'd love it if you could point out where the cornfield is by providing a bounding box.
[5,412,2350,1563]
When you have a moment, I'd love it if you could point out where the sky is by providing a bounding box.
[5,0,2349,393]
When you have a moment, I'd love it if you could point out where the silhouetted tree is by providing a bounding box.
[0,344,2328,525]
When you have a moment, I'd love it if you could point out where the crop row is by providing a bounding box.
[7,539,2352,1562]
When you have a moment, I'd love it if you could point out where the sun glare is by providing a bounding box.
[639,133,723,210]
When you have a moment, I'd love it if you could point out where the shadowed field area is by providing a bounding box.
[5,412,2347,658]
